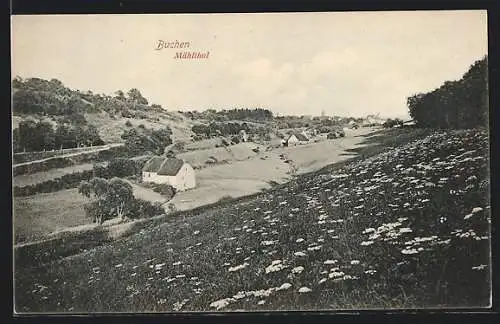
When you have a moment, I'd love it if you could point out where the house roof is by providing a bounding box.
[142,156,165,172]
[157,158,185,176]
[289,133,309,142]
[142,156,186,176]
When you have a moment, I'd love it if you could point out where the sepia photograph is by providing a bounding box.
[11,10,491,313]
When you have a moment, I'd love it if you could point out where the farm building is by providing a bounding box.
[239,129,249,142]
[285,133,309,146]
[142,156,196,191]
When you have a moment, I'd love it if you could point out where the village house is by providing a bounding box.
[285,133,309,146]
[239,129,249,142]
[142,156,196,191]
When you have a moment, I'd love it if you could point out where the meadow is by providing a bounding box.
[14,129,490,312]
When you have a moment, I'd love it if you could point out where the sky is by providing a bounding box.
[11,11,487,119]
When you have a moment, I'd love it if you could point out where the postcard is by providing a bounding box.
[11,11,491,313]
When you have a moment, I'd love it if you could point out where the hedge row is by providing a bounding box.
[13,145,110,164]
[13,146,129,176]
[14,157,146,197]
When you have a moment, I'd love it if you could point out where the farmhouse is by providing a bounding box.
[286,133,309,146]
[142,156,196,191]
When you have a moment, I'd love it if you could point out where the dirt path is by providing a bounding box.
[169,127,377,211]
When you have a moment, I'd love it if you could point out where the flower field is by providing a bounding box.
[15,129,491,312]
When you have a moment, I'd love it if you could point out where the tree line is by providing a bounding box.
[121,125,173,156]
[12,77,164,117]
[13,120,104,152]
[184,108,273,122]
[191,122,251,138]
[407,56,488,129]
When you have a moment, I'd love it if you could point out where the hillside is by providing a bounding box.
[15,129,490,311]
[11,77,196,149]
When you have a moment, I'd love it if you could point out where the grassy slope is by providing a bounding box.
[84,110,194,144]
[14,129,491,312]
[14,189,88,243]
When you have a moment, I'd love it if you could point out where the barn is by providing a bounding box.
[142,156,196,191]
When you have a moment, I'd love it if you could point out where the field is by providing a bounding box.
[13,163,97,187]
[84,111,194,143]
[177,142,266,169]
[14,129,490,312]
[168,127,421,211]
[14,189,89,243]
[13,178,169,243]
[12,127,423,242]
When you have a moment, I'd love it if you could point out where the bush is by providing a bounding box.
[166,203,177,214]
[107,158,138,178]
[125,120,132,127]
[151,183,176,200]
[129,199,165,219]
[217,195,233,204]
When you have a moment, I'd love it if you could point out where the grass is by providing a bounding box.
[13,163,98,187]
[14,128,490,312]
[14,189,89,243]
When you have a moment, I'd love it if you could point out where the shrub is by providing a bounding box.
[166,203,177,214]
[151,183,176,200]
[217,195,233,204]
[129,199,164,219]
[125,120,132,127]
[78,178,164,224]
[107,158,138,178]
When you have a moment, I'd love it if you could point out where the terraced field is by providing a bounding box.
[15,129,490,312]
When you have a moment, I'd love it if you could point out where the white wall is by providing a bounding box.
[288,135,299,146]
[174,163,196,191]
[143,163,196,192]
[143,171,175,186]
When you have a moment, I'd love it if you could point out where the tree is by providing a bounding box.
[107,158,138,178]
[127,88,148,105]
[407,56,488,129]
[78,177,134,224]
[115,90,126,101]
[78,177,110,225]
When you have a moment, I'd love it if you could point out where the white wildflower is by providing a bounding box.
[265,260,287,274]
[298,287,312,293]
[210,298,234,310]
[401,248,419,255]
[472,264,487,271]
[228,263,249,272]
[276,283,292,291]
